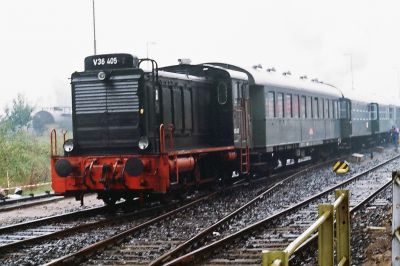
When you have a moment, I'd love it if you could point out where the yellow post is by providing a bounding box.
[336,190,350,266]
[261,250,288,266]
[318,204,334,266]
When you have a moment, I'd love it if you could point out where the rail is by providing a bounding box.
[262,189,350,266]
[393,171,400,265]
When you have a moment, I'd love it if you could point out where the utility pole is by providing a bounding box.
[92,0,97,55]
[344,53,354,90]
[146,41,157,59]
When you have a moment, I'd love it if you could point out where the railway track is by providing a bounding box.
[39,153,382,266]
[0,151,391,265]
[0,204,115,248]
[0,192,213,265]
[0,160,318,265]
[291,184,392,265]
[0,160,313,264]
[162,154,398,265]
[0,194,65,213]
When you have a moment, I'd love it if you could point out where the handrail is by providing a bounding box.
[284,208,332,255]
[138,58,159,85]
[262,189,350,266]
[159,124,165,153]
[159,123,174,154]
[395,230,400,243]
[50,129,57,156]
[62,129,67,144]
[284,192,344,255]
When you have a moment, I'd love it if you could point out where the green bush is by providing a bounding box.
[0,128,50,188]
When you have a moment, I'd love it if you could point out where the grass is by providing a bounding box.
[0,130,51,190]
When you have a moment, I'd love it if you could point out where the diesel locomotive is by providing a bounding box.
[51,53,400,204]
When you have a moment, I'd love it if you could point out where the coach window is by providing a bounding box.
[336,101,340,118]
[217,81,228,105]
[300,96,306,118]
[342,101,348,119]
[307,96,312,119]
[332,100,337,119]
[319,98,323,119]
[389,107,394,119]
[306,97,312,118]
[293,95,299,118]
[267,92,275,118]
[285,94,292,117]
[277,93,284,118]
[324,99,328,118]
[242,83,249,99]
[313,97,318,118]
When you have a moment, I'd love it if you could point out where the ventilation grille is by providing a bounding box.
[73,74,140,114]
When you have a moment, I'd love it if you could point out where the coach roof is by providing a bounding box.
[247,68,343,98]
[205,63,343,98]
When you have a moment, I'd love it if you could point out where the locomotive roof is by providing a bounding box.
[157,70,208,82]
[201,64,249,81]
[158,63,248,82]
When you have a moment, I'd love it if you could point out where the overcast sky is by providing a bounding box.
[1,0,400,111]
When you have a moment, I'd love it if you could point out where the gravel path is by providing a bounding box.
[0,194,104,227]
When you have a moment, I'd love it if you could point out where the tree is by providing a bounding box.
[3,94,34,132]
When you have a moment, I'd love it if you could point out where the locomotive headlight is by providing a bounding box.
[98,71,107,80]
[63,139,74,153]
[138,136,149,150]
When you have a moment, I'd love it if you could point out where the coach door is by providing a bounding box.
[369,103,379,133]
[232,80,251,147]
[339,98,352,138]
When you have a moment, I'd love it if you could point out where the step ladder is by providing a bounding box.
[239,98,250,175]
[240,145,250,174]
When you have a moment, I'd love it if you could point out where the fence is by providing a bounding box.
[393,171,400,265]
[262,189,350,266]
[1,171,51,192]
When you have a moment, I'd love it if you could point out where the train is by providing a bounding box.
[51,53,399,204]
[32,107,72,135]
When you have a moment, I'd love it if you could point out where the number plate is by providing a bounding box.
[84,53,137,70]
